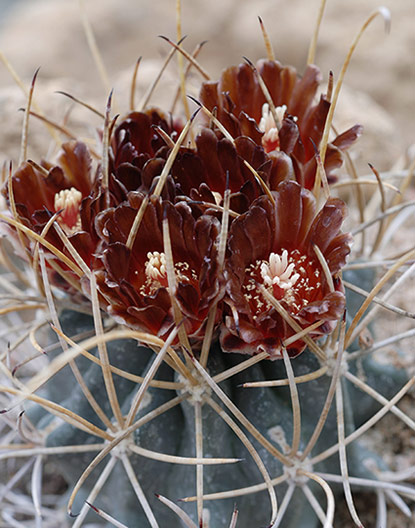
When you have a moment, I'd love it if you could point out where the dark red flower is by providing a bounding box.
[93,193,222,346]
[221,180,352,358]
[0,140,108,299]
[171,128,272,215]
[2,141,96,262]
[200,59,362,189]
[108,108,182,200]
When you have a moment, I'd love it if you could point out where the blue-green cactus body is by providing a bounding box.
[27,266,409,527]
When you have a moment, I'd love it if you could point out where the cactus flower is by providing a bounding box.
[221,180,352,358]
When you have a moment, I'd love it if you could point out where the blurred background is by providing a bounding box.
[0,0,413,169]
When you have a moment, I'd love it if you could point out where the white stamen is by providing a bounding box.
[54,187,82,234]
[145,251,167,282]
[54,187,82,214]
[260,250,300,290]
[212,191,222,206]
[258,103,288,152]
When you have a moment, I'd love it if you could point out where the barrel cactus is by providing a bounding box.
[0,2,414,527]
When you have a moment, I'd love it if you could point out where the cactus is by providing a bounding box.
[0,2,414,527]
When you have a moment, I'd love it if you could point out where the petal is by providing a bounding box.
[307,197,348,253]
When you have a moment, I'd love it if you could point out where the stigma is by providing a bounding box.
[260,250,300,296]
[145,251,167,285]
[258,103,286,153]
[54,187,82,234]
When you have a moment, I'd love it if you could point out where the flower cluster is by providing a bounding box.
[2,57,354,358]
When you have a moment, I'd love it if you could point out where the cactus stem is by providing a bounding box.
[52,326,185,389]
[188,353,290,466]
[205,396,278,525]
[88,273,125,429]
[48,325,192,387]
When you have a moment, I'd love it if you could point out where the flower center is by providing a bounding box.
[260,250,300,299]
[258,103,286,153]
[54,187,82,234]
[141,251,198,295]
[145,251,168,287]
[243,249,322,318]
